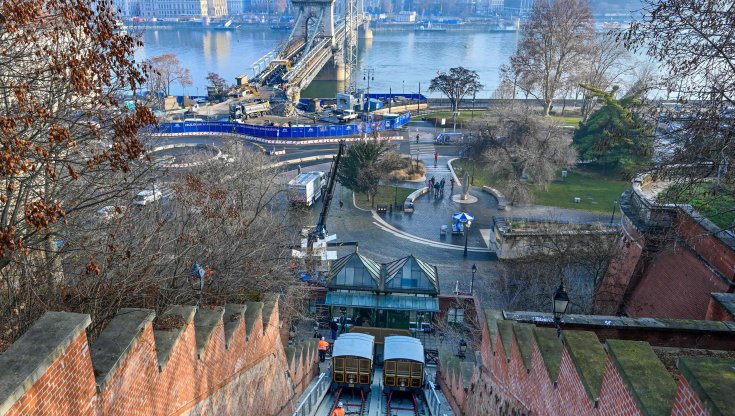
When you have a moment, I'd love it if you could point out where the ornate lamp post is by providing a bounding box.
[553,281,570,337]
[470,264,477,295]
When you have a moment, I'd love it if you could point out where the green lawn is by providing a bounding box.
[416,110,492,123]
[659,183,735,229]
[531,169,629,212]
[548,115,582,126]
[354,185,415,210]
[451,160,629,212]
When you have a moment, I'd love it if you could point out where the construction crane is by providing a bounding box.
[310,140,345,245]
[293,141,353,279]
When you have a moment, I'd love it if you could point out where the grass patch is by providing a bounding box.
[659,183,735,229]
[531,169,629,212]
[548,115,582,126]
[451,159,629,212]
[452,159,492,188]
[354,185,415,210]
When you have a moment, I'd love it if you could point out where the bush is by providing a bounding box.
[386,157,426,181]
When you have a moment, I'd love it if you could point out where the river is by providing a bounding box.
[136,27,520,98]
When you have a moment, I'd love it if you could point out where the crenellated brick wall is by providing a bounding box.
[439,309,735,416]
[0,297,319,416]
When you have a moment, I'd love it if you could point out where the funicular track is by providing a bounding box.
[385,391,421,416]
[329,387,368,416]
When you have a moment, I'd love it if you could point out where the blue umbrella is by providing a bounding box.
[452,212,475,223]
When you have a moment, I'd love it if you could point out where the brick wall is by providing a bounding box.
[602,198,735,320]
[438,309,735,416]
[0,299,319,416]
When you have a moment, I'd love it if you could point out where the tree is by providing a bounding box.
[578,33,633,121]
[0,0,157,347]
[429,67,483,112]
[477,108,578,203]
[623,0,734,190]
[206,72,229,101]
[336,141,393,204]
[380,0,394,14]
[573,85,654,176]
[506,0,596,116]
[146,52,192,97]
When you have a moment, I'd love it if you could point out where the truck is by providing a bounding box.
[287,171,326,207]
[230,100,270,120]
[336,109,359,123]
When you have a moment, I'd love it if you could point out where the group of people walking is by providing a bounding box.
[428,176,449,198]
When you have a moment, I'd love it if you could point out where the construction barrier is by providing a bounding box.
[154,113,411,140]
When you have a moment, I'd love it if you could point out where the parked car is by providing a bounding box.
[95,205,125,221]
[133,189,163,206]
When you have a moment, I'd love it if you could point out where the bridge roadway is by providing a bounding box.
[252,17,362,100]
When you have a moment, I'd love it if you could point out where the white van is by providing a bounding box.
[434,132,464,144]
[134,189,163,206]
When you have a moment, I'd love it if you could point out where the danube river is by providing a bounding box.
[136,27,520,98]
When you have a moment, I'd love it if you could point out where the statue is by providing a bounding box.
[463,172,471,200]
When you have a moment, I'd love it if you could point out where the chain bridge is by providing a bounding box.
[249,0,371,102]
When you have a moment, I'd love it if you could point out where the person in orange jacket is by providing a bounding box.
[332,402,345,416]
[318,337,329,362]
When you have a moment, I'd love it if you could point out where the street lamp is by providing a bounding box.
[363,68,375,120]
[463,219,472,257]
[458,339,467,359]
[610,201,619,225]
[416,149,420,170]
[553,281,570,337]
[470,264,477,295]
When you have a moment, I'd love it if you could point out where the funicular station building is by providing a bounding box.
[322,252,444,362]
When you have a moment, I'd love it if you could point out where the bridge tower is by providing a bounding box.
[289,0,337,54]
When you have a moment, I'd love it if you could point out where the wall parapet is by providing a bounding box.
[441,308,735,416]
[0,297,319,416]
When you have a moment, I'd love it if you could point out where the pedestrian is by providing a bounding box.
[450,177,455,192]
[318,337,329,362]
[434,151,439,166]
[297,164,302,175]
[440,178,445,189]
[333,402,345,416]
[339,200,344,210]
[416,134,420,143]
[330,320,338,340]
[355,315,364,326]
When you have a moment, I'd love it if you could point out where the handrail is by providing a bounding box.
[292,369,332,416]
[424,381,446,416]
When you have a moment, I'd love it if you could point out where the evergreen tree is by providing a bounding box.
[573,85,654,175]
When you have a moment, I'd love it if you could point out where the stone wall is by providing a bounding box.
[439,309,735,416]
[0,297,319,416]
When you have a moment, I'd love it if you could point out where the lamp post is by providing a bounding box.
[394,184,398,209]
[471,91,475,120]
[470,264,477,295]
[416,149,420,170]
[363,68,375,120]
[458,339,467,359]
[553,281,570,337]
[609,201,618,225]
[463,219,472,257]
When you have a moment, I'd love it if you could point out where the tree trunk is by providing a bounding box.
[544,100,553,116]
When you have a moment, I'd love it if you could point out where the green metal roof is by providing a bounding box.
[325,292,439,312]
[383,255,439,294]
[327,252,382,290]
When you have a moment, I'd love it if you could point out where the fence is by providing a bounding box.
[292,371,331,416]
[155,112,411,140]
[425,381,449,416]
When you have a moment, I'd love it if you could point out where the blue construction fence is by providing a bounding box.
[156,112,411,139]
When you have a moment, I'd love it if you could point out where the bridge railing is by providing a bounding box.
[154,112,411,139]
[292,371,331,416]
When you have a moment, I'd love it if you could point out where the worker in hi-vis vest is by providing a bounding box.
[318,337,329,362]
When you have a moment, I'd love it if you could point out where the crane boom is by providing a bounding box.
[310,140,345,246]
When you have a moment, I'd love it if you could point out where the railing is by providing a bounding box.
[424,381,447,416]
[292,370,331,416]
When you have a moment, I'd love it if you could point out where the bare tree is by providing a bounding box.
[146,52,193,97]
[1,141,308,347]
[429,67,484,112]
[622,0,735,230]
[476,108,578,203]
[579,33,634,121]
[506,0,596,116]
